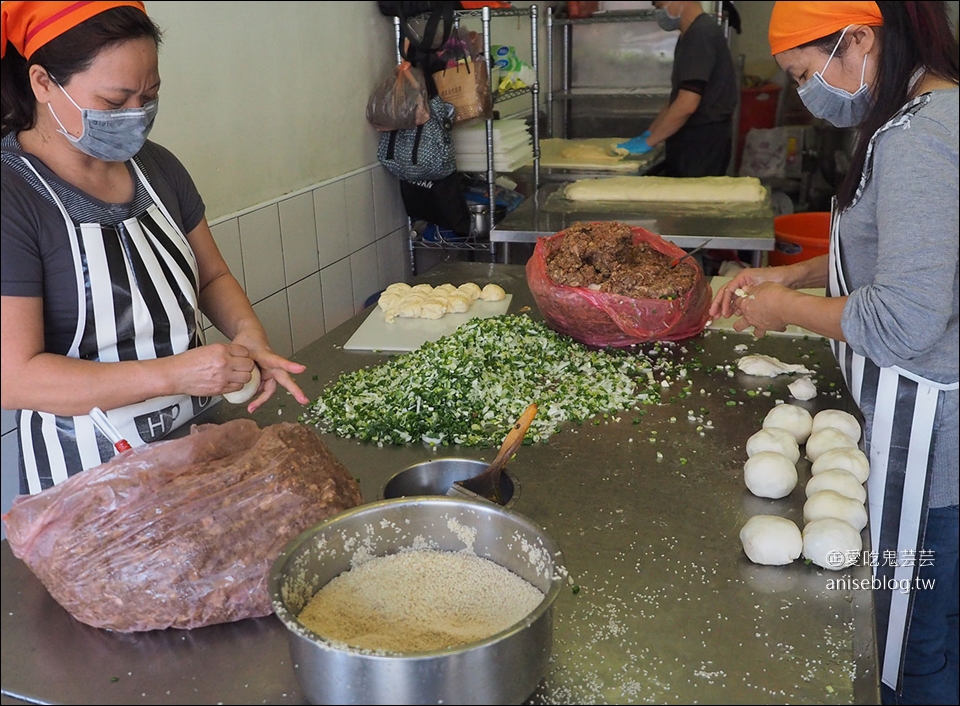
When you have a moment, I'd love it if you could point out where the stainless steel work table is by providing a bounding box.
[490,182,776,267]
[1,262,879,705]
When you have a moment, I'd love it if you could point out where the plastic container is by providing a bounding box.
[769,212,831,266]
[737,83,781,170]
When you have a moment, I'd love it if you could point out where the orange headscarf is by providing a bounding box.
[768,1,883,55]
[1,1,146,59]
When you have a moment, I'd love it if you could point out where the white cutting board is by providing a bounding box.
[343,295,513,352]
[707,276,825,338]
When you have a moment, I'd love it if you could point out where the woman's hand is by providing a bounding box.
[229,331,308,413]
[728,281,796,338]
[709,266,791,321]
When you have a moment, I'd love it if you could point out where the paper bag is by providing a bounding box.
[433,57,493,124]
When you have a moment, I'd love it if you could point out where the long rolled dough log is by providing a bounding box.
[564,175,767,204]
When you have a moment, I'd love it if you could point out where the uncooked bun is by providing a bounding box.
[805,469,866,503]
[803,490,868,531]
[805,427,858,462]
[812,409,862,443]
[743,451,799,499]
[739,515,803,566]
[746,427,801,464]
[802,517,863,570]
[762,403,813,444]
[480,283,506,302]
[810,447,870,484]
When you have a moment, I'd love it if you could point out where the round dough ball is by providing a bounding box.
[805,469,866,503]
[805,427,858,462]
[812,409,862,443]
[419,299,447,319]
[223,365,261,405]
[458,282,482,301]
[411,283,434,294]
[479,283,506,302]
[802,517,863,570]
[739,515,803,566]
[435,283,459,295]
[746,427,801,464]
[395,294,424,318]
[378,291,402,311]
[445,292,472,313]
[803,490,868,531]
[743,451,799,499]
[810,447,870,484]
[384,282,412,295]
[762,403,813,444]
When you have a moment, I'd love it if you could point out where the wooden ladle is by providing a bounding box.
[447,403,538,504]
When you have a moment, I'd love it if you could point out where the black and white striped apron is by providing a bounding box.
[16,157,214,494]
[828,197,957,691]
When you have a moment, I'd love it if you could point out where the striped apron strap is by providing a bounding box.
[827,198,950,692]
[15,157,210,495]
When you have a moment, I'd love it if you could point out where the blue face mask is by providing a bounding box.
[48,79,158,162]
[655,3,681,32]
[796,26,872,128]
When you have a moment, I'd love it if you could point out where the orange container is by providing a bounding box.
[769,212,831,266]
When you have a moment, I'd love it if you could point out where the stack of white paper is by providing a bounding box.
[451,119,533,173]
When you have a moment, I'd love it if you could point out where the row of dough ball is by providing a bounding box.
[740,403,870,570]
[378,281,506,323]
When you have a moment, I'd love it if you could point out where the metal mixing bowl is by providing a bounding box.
[269,497,565,705]
[381,457,519,507]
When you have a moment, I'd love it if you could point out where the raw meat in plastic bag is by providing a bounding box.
[526,222,711,348]
[2,420,363,632]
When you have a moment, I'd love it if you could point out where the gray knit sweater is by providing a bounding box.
[839,88,959,507]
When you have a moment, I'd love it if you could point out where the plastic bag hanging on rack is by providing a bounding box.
[366,62,432,131]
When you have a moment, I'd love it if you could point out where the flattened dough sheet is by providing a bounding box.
[564,175,768,204]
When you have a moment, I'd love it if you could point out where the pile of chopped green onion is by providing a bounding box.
[301,314,692,447]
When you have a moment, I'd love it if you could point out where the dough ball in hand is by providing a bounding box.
[805,469,866,503]
[739,515,803,566]
[744,451,799,499]
[480,283,506,302]
[803,490,868,531]
[802,517,862,570]
[746,427,800,464]
[223,365,261,404]
[762,403,813,444]
[805,427,858,462]
[810,447,870,484]
[812,409,862,443]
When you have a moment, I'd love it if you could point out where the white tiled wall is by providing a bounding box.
[0,164,411,537]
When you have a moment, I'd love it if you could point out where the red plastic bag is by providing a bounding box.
[526,223,711,348]
[2,420,363,632]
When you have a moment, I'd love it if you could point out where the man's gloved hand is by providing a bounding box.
[616,130,653,155]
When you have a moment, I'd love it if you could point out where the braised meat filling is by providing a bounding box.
[545,222,698,300]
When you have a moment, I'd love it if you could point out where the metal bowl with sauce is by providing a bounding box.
[268,496,566,705]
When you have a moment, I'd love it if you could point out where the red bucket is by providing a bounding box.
[769,212,830,266]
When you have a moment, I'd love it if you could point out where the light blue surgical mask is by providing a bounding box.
[48,78,158,162]
[796,26,872,128]
[655,3,681,32]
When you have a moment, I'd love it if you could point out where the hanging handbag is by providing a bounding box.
[400,171,472,237]
[377,95,457,181]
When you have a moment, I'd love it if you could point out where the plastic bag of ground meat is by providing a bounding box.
[2,419,363,632]
[526,221,711,348]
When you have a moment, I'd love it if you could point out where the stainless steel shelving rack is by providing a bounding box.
[546,7,668,139]
[393,5,540,272]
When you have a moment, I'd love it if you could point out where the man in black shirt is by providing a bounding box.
[619,1,739,177]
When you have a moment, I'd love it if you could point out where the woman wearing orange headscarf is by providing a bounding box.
[1,3,310,493]
[712,3,958,704]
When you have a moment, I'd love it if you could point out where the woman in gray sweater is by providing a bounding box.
[711,2,958,704]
